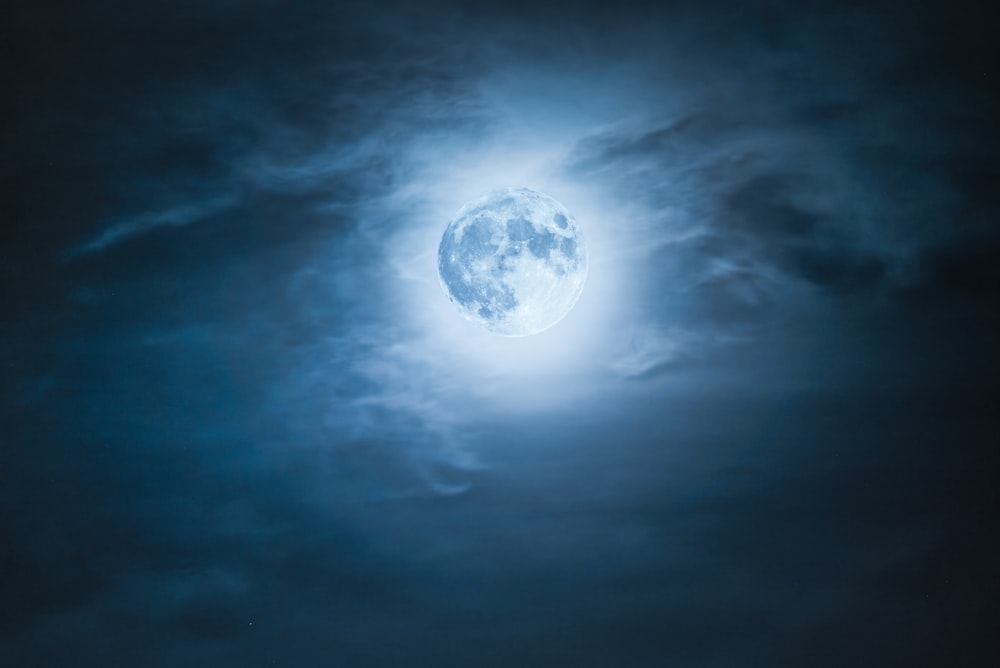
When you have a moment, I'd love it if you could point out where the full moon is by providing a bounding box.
[438,187,588,336]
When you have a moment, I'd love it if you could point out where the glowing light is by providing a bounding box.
[437,187,588,337]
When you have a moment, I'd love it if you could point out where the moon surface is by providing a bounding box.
[438,187,588,336]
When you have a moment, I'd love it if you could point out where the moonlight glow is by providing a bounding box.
[437,187,588,336]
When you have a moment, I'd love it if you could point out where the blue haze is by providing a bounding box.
[1,1,998,665]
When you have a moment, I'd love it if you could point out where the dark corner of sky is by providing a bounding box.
[1,0,999,665]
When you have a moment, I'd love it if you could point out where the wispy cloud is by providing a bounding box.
[63,195,237,259]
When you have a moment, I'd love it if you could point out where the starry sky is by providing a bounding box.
[2,1,999,665]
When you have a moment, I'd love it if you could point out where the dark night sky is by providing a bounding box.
[2,1,999,665]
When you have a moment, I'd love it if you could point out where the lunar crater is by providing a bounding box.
[437,187,588,336]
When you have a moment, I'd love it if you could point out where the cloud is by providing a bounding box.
[898,235,1000,304]
[3,1,999,665]
[62,195,238,258]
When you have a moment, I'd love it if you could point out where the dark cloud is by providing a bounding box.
[2,0,998,665]
[909,236,1000,301]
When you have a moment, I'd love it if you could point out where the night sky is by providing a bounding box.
[3,1,999,665]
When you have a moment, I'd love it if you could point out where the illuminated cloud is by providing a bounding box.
[3,1,997,665]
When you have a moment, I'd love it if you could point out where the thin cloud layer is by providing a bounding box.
[2,0,998,665]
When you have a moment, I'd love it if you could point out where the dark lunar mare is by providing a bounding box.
[438,225,518,320]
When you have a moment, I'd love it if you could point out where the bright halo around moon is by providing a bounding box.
[438,187,588,337]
